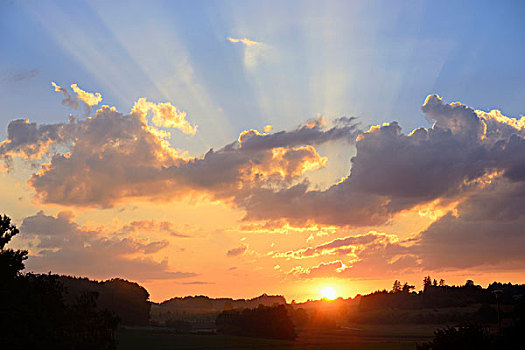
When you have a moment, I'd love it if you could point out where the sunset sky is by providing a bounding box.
[1,0,525,302]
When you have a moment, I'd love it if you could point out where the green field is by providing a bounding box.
[117,324,438,349]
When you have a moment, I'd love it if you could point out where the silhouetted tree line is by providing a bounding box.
[352,276,525,325]
[159,293,286,311]
[359,276,524,311]
[59,276,151,325]
[1,214,119,349]
[216,304,297,340]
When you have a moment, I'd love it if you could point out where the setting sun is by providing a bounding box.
[321,286,337,300]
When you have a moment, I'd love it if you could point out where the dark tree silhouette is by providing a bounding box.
[392,280,402,293]
[216,304,297,340]
[60,276,151,325]
[0,214,28,281]
[416,324,494,350]
[0,213,119,349]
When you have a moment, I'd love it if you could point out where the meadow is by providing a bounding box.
[117,324,437,350]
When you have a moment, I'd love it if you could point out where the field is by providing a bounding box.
[118,324,438,349]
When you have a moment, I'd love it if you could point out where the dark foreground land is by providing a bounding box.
[118,324,436,350]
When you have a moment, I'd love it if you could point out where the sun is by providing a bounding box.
[321,286,337,300]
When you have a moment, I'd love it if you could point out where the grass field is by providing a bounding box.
[117,324,439,349]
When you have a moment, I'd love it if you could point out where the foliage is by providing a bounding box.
[216,304,297,340]
[0,214,28,281]
[416,324,494,350]
[60,276,151,325]
[0,213,119,349]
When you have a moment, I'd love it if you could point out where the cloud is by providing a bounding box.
[227,37,262,46]
[281,179,525,277]
[131,98,197,135]
[7,90,525,249]
[51,82,103,115]
[414,179,525,270]
[227,36,269,68]
[239,95,525,226]
[52,81,80,109]
[1,95,357,206]
[4,69,39,83]
[289,260,347,279]
[182,281,215,285]
[19,211,196,281]
[276,232,388,259]
[70,83,102,106]
[227,244,248,257]
[283,232,417,279]
[0,117,72,168]
[117,220,189,238]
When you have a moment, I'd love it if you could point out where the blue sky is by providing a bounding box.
[2,0,524,151]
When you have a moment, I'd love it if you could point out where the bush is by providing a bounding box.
[416,324,494,350]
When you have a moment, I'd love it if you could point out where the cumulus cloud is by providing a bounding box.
[6,91,525,231]
[240,95,525,227]
[131,98,197,135]
[4,88,525,274]
[1,96,357,206]
[414,179,525,270]
[19,211,196,281]
[0,118,69,167]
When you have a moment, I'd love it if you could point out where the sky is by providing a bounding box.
[1,0,525,302]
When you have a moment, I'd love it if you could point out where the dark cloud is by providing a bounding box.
[19,211,196,281]
[239,95,525,226]
[51,82,80,110]
[415,180,525,270]
[117,220,189,238]
[227,244,248,257]
[1,99,358,207]
[0,118,70,165]
[12,93,523,232]
[283,179,525,278]
[4,69,39,83]
[182,281,215,285]
[237,116,359,152]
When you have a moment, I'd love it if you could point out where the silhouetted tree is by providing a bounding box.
[423,275,432,291]
[392,280,402,293]
[402,282,415,293]
[0,214,28,281]
[465,280,475,288]
[0,213,119,349]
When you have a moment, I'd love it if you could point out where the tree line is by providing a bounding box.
[0,214,150,349]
